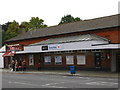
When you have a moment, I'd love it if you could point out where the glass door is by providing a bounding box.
[94,52,101,69]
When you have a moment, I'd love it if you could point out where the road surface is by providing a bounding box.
[2,72,118,89]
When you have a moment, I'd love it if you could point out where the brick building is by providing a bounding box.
[3,14,120,72]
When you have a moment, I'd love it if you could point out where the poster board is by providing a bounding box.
[44,56,51,64]
[66,56,74,64]
[29,54,34,65]
[77,55,86,65]
[55,56,62,64]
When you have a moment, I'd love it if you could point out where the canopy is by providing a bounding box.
[30,34,108,45]
[2,51,15,57]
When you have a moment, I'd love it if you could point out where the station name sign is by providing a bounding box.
[7,45,22,51]
[42,46,48,51]
[42,44,63,51]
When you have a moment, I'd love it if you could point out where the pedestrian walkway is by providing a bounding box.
[1,69,119,78]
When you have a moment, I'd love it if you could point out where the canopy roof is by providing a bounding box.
[30,34,108,45]
[2,51,15,57]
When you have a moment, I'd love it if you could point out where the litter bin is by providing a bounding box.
[70,66,76,74]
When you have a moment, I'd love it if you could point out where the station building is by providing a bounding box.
[3,14,120,72]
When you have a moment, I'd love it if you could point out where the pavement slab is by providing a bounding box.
[1,69,119,78]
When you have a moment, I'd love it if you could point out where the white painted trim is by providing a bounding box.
[16,41,119,54]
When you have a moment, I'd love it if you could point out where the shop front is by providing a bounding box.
[2,44,23,68]
[14,34,119,71]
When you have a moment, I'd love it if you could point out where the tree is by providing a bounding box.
[29,17,47,30]
[74,17,81,21]
[19,21,30,32]
[59,14,82,25]
[19,17,47,32]
[2,22,12,32]
[2,17,48,43]
[5,20,20,40]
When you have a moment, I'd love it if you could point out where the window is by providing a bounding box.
[66,56,74,64]
[44,56,51,64]
[77,55,86,65]
[55,56,62,64]
[29,54,34,65]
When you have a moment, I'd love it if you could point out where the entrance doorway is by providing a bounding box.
[95,52,101,69]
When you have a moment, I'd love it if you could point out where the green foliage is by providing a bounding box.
[2,17,48,43]
[20,21,30,32]
[20,17,47,32]
[29,17,47,30]
[5,20,20,40]
[59,14,82,25]
[2,22,12,32]
[75,17,81,21]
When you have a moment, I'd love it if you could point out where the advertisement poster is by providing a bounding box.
[66,56,74,64]
[44,56,51,64]
[77,55,86,64]
[29,54,34,65]
[55,56,62,64]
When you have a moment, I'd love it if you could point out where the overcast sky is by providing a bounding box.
[0,0,119,26]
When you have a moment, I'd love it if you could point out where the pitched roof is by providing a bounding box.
[6,14,119,42]
[30,34,109,45]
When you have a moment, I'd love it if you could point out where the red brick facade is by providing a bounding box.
[4,19,119,71]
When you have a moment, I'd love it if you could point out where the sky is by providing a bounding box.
[0,0,119,26]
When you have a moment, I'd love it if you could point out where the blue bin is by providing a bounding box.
[70,66,76,74]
